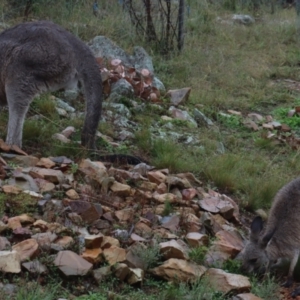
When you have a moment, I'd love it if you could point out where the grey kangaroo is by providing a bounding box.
[241,177,300,298]
[0,21,102,149]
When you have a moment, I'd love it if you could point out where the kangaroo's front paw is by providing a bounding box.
[282,277,293,288]
[291,287,300,298]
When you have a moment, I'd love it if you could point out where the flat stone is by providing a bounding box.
[110,181,131,197]
[54,250,93,276]
[2,185,22,194]
[205,268,251,294]
[127,268,144,285]
[115,208,134,222]
[22,260,47,274]
[113,263,130,281]
[101,236,120,249]
[7,217,22,230]
[79,159,108,185]
[166,87,191,106]
[84,234,104,249]
[12,239,39,262]
[32,232,57,250]
[150,258,206,283]
[185,232,209,248]
[153,193,177,204]
[66,189,80,200]
[103,246,126,265]
[235,293,262,300]
[29,167,64,184]
[0,250,21,273]
[81,248,103,264]
[0,237,10,251]
[148,171,166,185]
[36,158,56,169]
[159,240,189,260]
[53,236,74,249]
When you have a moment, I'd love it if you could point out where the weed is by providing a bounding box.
[250,275,280,300]
[222,259,242,274]
[189,246,208,265]
[162,201,174,216]
[131,242,163,270]
[15,282,62,300]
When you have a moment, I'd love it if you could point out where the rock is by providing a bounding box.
[2,185,22,194]
[66,189,80,200]
[56,98,75,113]
[127,268,144,285]
[36,158,56,169]
[198,197,234,219]
[110,181,131,196]
[182,188,197,200]
[125,244,145,269]
[205,268,251,293]
[12,239,39,262]
[32,232,57,250]
[101,236,120,249]
[0,250,21,273]
[93,266,112,284]
[1,283,17,295]
[150,258,206,283]
[148,171,166,185]
[113,263,130,281]
[130,233,146,242]
[35,178,55,193]
[161,215,180,232]
[159,240,189,260]
[54,250,93,276]
[153,193,177,204]
[2,154,39,167]
[84,234,104,249]
[103,246,126,265]
[167,176,192,189]
[7,217,22,230]
[53,133,70,143]
[168,106,198,128]
[0,237,10,251]
[69,201,102,224]
[29,167,64,184]
[194,108,214,126]
[185,232,209,248]
[115,208,134,222]
[139,181,157,191]
[79,159,108,185]
[232,14,255,25]
[81,248,103,264]
[166,87,191,106]
[53,236,74,249]
[22,260,48,274]
[109,80,134,101]
[235,293,262,300]
[153,77,166,93]
[61,126,76,138]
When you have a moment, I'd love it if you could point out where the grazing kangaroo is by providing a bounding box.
[0,21,102,149]
[241,177,300,298]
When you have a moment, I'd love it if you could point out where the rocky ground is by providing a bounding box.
[0,27,298,300]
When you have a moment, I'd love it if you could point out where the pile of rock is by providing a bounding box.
[0,151,261,299]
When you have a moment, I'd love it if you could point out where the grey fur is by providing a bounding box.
[241,177,300,295]
[0,21,102,149]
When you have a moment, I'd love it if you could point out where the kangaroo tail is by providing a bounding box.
[80,54,103,149]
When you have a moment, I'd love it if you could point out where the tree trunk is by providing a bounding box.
[144,0,157,42]
[177,0,185,51]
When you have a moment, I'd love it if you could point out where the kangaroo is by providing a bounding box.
[0,21,102,149]
[241,177,300,298]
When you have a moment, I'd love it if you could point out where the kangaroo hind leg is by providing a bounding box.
[5,82,36,148]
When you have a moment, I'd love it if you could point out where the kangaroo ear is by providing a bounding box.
[250,216,264,241]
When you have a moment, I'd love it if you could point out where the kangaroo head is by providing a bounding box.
[241,216,274,274]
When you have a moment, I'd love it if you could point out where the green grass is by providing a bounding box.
[189,246,209,265]
[250,275,280,300]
